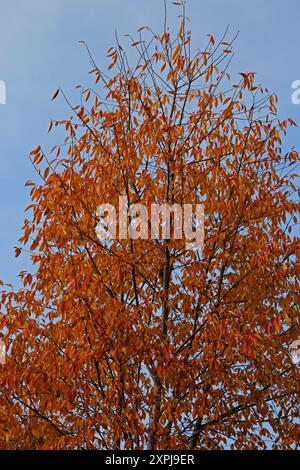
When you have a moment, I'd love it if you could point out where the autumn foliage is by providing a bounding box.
[0,6,299,449]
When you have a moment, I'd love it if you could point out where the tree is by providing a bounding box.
[0,4,299,450]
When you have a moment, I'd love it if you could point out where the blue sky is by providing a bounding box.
[0,0,299,283]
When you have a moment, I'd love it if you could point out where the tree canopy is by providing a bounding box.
[0,6,299,449]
